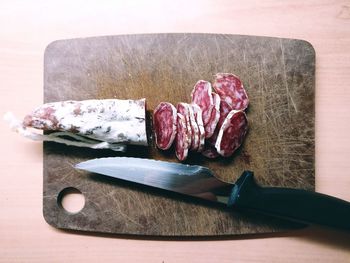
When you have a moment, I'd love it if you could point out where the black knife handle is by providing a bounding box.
[228,171,350,230]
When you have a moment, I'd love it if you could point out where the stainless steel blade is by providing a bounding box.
[75,157,233,204]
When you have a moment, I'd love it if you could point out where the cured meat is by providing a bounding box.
[207,100,232,146]
[202,96,235,158]
[176,103,192,148]
[175,113,190,161]
[217,100,233,128]
[192,104,205,152]
[153,102,177,150]
[191,80,214,125]
[188,105,199,151]
[204,92,220,138]
[213,73,249,111]
[6,73,250,159]
[215,110,248,157]
[22,99,148,148]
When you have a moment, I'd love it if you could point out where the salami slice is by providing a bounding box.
[204,92,220,139]
[188,105,199,151]
[213,73,249,111]
[215,110,248,157]
[22,99,148,146]
[192,104,205,152]
[175,113,190,161]
[217,100,233,128]
[207,99,232,146]
[202,99,233,158]
[191,80,214,125]
[153,102,177,150]
[176,103,192,148]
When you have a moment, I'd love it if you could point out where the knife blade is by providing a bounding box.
[75,157,233,203]
[75,157,350,231]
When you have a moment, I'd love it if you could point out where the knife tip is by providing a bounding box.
[74,162,84,170]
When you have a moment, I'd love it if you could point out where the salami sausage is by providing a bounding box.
[215,110,248,157]
[153,102,177,150]
[7,73,250,159]
[175,113,190,161]
[213,73,249,111]
[191,80,214,125]
[23,99,148,146]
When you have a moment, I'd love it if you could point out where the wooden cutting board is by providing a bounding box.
[43,33,315,236]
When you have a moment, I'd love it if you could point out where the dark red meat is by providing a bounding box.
[153,102,177,150]
[201,144,220,159]
[202,98,234,158]
[191,80,214,125]
[215,110,248,157]
[213,73,249,111]
[204,92,220,139]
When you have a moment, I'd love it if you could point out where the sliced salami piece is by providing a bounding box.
[22,99,148,146]
[217,100,233,128]
[204,92,220,139]
[207,99,232,146]
[191,80,214,126]
[215,110,248,157]
[206,105,239,157]
[175,113,190,161]
[153,102,177,150]
[176,103,192,148]
[202,99,233,158]
[192,104,205,152]
[213,73,249,111]
[188,105,199,151]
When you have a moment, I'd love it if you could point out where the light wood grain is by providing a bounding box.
[0,0,349,262]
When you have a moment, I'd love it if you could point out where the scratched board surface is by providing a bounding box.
[43,34,315,236]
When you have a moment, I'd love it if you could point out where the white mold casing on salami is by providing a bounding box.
[23,99,148,146]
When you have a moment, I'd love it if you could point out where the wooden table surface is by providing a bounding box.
[0,0,349,262]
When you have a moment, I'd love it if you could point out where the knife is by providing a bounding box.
[75,157,350,231]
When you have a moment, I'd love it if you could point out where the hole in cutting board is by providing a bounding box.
[57,187,85,214]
